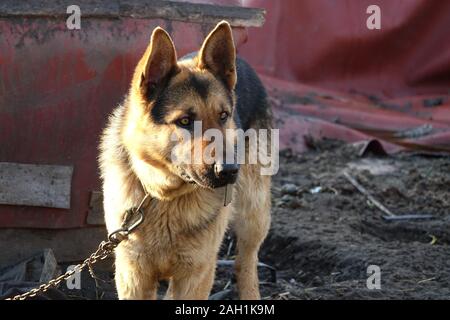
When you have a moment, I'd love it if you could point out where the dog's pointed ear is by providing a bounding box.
[198,21,237,90]
[136,27,178,93]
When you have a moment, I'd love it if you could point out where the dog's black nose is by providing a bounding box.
[214,163,239,180]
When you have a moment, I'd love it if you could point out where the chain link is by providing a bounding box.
[6,240,118,300]
[5,193,151,301]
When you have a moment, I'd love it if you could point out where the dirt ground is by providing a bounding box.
[60,140,450,300]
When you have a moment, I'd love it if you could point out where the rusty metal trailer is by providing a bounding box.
[0,0,264,265]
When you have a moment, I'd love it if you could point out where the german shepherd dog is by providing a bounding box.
[99,21,272,300]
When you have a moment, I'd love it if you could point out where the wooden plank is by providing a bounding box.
[120,0,265,27]
[0,162,73,209]
[0,0,118,18]
[87,191,105,225]
[0,0,265,27]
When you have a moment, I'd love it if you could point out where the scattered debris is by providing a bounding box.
[0,249,64,300]
[209,289,233,300]
[342,170,434,221]
[394,124,434,139]
[278,193,302,209]
[352,139,388,157]
[343,170,396,217]
[262,291,291,300]
[423,97,444,108]
[309,186,322,194]
[417,277,437,284]
[347,159,397,176]
[383,213,434,221]
[217,260,277,284]
[428,235,438,245]
[281,183,299,195]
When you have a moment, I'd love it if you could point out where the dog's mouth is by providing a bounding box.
[179,170,197,185]
[177,167,227,190]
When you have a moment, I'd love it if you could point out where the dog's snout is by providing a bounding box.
[214,163,239,181]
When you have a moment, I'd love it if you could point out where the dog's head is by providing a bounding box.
[123,21,239,196]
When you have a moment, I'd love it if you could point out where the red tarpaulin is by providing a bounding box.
[239,0,450,153]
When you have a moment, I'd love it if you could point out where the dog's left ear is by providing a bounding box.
[198,21,237,90]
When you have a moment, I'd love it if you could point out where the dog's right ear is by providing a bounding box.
[134,27,178,94]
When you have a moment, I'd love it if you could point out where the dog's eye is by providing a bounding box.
[176,117,191,127]
[220,112,229,123]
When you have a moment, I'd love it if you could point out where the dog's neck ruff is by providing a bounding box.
[108,180,152,244]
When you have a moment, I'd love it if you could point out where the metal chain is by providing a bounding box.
[6,240,118,300]
[5,193,151,301]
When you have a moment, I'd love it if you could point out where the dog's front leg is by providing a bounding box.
[168,262,216,300]
[114,246,158,300]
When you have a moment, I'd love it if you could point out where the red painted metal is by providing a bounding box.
[0,15,246,229]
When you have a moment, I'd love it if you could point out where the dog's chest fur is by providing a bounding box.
[104,169,231,278]
[133,195,231,279]
[121,189,231,277]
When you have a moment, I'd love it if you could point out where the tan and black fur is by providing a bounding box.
[99,21,272,300]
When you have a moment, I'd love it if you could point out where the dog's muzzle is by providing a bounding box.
[214,163,239,185]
